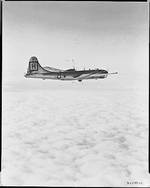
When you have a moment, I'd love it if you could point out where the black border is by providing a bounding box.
[0,1,149,187]
[3,0,148,2]
[0,0,2,173]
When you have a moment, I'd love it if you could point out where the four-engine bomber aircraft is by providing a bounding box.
[24,56,118,82]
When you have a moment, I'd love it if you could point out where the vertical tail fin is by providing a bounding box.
[27,56,47,74]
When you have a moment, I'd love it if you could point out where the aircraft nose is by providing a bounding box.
[102,70,108,73]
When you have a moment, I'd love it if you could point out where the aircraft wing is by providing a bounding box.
[43,66,64,72]
[73,70,100,79]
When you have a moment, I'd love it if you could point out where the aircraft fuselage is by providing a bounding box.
[25,69,108,81]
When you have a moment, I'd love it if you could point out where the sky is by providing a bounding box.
[2,1,149,88]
